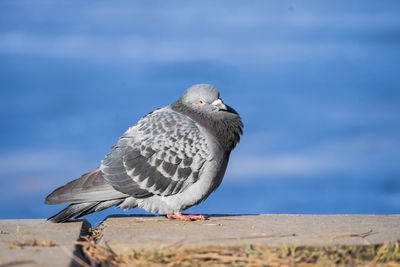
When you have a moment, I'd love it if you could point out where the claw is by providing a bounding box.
[166,212,206,221]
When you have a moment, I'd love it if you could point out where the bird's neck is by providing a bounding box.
[171,102,243,152]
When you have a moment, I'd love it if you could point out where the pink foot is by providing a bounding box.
[166,212,206,221]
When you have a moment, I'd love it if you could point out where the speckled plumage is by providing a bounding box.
[45,84,243,222]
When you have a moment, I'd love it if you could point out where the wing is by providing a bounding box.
[100,107,211,198]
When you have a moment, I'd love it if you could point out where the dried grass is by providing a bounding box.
[5,239,56,249]
[76,238,400,267]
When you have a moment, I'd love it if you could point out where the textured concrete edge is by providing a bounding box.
[87,240,400,265]
[79,241,400,267]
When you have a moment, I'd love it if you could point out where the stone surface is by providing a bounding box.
[1,215,399,264]
[0,219,90,267]
[99,214,400,254]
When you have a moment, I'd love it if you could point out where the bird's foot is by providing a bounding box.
[166,212,206,221]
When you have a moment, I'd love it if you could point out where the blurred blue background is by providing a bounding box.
[1,1,399,226]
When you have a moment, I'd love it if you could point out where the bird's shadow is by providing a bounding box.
[104,213,258,220]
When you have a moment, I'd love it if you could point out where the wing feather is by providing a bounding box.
[101,108,210,197]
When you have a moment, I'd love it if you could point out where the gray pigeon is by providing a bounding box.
[45,84,243,222]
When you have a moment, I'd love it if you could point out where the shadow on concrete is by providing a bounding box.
[69,219,91,267]
[103,213,259,221]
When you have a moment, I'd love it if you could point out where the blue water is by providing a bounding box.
[1,1,400,226]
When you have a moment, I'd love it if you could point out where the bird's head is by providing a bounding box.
[178,84,234,114]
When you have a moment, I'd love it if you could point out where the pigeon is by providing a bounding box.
[45,84,243,222]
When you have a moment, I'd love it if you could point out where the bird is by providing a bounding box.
[45,84,243,222]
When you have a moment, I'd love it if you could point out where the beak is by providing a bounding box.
[211,98,228,110]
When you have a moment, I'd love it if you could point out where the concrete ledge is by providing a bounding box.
[99,214,400,254]
[1,215,399,266]
[0,219,90,267]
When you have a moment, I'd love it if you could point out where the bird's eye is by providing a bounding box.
[198,100,205,105]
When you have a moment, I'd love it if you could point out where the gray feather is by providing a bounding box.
[47,202,98,223]
[101,108,209,197]
[47,199,126,223]
[45,168,128,205]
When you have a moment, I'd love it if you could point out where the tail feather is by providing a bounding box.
[45,168,127,205]
[46,168,138,223]
[48,202,99,223]
[47,199,127,223]
[75,199,125,218]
